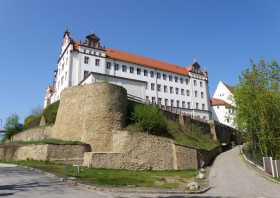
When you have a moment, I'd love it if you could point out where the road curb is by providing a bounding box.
[72,181,211,195]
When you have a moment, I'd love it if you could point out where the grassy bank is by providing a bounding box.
[127,120,218,151]
[1,160,197,189]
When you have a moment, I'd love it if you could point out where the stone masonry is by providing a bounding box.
[52,83,127,152]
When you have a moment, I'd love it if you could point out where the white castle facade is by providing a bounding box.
[44,31,212,120]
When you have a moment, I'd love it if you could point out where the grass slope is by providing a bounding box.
[127,120,219,151]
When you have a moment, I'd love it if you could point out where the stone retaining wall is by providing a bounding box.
[11,127,52,142]
[0,144,90,165]
[83,131,200,170]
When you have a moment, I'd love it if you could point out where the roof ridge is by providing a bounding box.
[106,48,196,76]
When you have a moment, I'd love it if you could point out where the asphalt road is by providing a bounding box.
[0,147,279,198]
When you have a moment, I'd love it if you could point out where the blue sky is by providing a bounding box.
[0,0,280,124]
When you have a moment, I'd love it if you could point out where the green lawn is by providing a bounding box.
[2,160,197,189]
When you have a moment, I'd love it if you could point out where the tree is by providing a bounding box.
[234,59,280,159]
[3,114,23,141]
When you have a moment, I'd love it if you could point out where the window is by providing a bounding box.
[158,98,162,105]
[146,96,149,102]
[171,99,174,107]
[163,74,167,80]
[144,70,148,76]
[196,102,199,109]
[181,89,184,95]
[195,91,198,97]
[194,80,197,86]
[201,92,204,98]
[114,63,119,71]
[84,56,89,64]
[157,72,161,79]
[130,67,134,73]
[176,100,180,107]
[122,65,127,72]
[226,118,230,123]
[150,71,154,78]
[95,59,100,66]
[165,99,168,106]
[164,85,167,93]
[137,68,141,75]
[187,102,191,109]
[182,101,186,108]
[170,87,174,93]
[151,83,155,90]
[152,97,156,104]
[186,89,190,96]
[106,62,111,69]
[157,84,161,92]
[175,88,179,94]
[175,76,178,82]
[169,75,173,81]
[84,70,89,79]
[200,81,203,87]
[180,78,183,84]
[185,78,189,84]
[202,104,205,110]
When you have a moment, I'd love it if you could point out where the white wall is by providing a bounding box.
[212,81,235,128]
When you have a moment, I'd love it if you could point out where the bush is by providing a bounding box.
[43,101,60,125]
[23,115,41,129]
[131,104,167,135]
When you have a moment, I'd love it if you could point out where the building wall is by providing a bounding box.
[81,73,146,100]
[212,81,235,128]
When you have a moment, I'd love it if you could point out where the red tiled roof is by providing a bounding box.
[211,98,232,107]
[105,48,194,75]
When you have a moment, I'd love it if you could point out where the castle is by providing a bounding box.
[44,31,211,120]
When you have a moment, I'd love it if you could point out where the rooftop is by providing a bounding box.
[211,98,232,107]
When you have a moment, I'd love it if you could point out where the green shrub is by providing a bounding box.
[131,104,167,135]
[23,115,41,129]
[43,101,60,125]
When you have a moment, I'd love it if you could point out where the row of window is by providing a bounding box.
[146,96,206,110]
[84,56,204,87]
[148,83,204,98]
[106,61,205,86]
[84,56,100,66]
